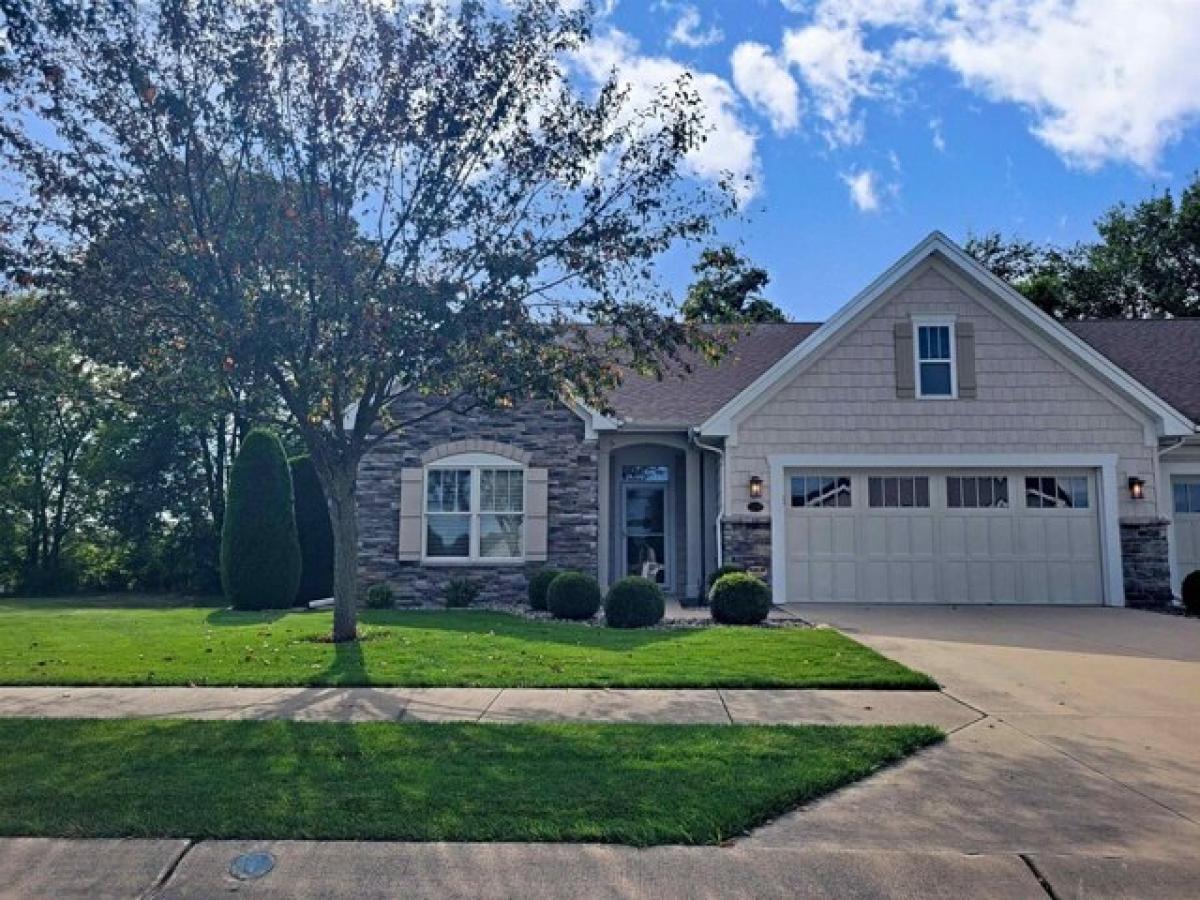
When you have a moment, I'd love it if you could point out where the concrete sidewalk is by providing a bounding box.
[4,837,1198,899]
[0,685,976,728]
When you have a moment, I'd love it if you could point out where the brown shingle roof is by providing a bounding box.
[605,322,820,426]
[1065,319,1200,424]
[602,318,1199,428]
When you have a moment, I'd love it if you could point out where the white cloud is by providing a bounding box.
[781,22,890,147]
[572,29,760,200]
[929,116,945,152]
[939,0,1200,170]
[773,0,1200,171]
[730,42,801,134]
[841,169,881,212]
[668,5,724,49]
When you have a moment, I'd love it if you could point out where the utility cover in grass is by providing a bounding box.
[0,719,941,846]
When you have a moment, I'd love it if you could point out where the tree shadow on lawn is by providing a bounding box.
[205,608,292,626]
[361,609,696,651]
[0,593,225,611]
[322,635,368,684]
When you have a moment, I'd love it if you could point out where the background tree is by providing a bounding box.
[2,0,732,639]
[291,455,335,605]
[681,246,787,324]
[966,172,1200,319]
[0,296,117,592]
[220,429,301,610]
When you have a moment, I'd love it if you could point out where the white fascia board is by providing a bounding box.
[700,230,1196,439]
[565,398,620,440]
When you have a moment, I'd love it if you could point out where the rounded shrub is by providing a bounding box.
[546,571,602,621]
[365,583,394,610]
[604,576,666,628]
[528,567,561,611]
[706,563,747,598]
[290,455,334,604]
[1183,570,1200,616]
[710,572,771,625]
[220,428,302,610]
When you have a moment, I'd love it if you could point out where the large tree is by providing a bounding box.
[681,246,786,324]
[0,296,114,591]
[966,172,1200,319]
[2,0,732,639]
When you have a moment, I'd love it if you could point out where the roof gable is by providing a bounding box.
[698,232,1196,438]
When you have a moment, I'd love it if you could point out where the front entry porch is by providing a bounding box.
[597,434,719,602]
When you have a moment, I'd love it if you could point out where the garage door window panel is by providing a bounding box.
[868,476,929,509]
[1174,479,1200,514]
[791,475,851,508]
[947,476,1009,509]
[1025,476,1089,509]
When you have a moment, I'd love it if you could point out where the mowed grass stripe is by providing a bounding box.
[0,718,941,845]
[0,602,935,689]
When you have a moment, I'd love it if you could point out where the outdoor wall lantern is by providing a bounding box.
[748,475,764,499]
[1128,477,1146,500]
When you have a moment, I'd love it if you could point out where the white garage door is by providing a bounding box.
[784,469,1103,604]
[1172,476,1200,591]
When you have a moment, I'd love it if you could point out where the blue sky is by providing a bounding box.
[579,0,1200,321]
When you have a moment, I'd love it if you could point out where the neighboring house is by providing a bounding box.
[358,233,1200,608]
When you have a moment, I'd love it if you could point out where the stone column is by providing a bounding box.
[721,517,772,586]
[1119,517,1173,608]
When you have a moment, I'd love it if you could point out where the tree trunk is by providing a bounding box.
[323,464,360,643]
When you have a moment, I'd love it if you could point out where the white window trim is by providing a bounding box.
[912,315,958,400]
[422,455,526,565]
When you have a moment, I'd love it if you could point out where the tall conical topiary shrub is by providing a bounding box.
[290,454,335,604]
[221,429,302,610]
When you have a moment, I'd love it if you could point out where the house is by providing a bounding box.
[357,232,1200,608]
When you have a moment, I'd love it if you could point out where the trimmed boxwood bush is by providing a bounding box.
[604,576,666,628]
[710,572,771,625]
[706,563,747,597]
[547,571,602,621]
[290,455,334,605]
[528,567,561,610]
[364,583,394,610]
[444,577,481,608]
[1183,570,1200,616]
[220,429,302,610]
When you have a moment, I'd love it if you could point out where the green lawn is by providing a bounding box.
[0,718,940,844]
[0,597,935,689]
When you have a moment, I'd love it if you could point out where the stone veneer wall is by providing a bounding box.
[1119,518,1173,608]
[721,517,772,586]
[356,397,598,605]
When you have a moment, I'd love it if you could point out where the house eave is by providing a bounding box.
[698,231,1197,440]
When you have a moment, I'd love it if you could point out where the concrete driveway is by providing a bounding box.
[750,605,1200,888]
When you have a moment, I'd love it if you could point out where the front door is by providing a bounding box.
[623,481,669,589]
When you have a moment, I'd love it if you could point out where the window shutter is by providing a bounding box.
[956,322,977,399]
[397,468,423,561]
[894,322,915,398]
[525,468,549,561]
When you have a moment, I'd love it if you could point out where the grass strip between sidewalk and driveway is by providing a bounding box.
[0,599,935,689]
[0,718,941,845]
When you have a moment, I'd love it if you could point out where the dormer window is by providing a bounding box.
[915,319,956,398]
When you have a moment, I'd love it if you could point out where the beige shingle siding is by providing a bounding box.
[728,260,1157,519]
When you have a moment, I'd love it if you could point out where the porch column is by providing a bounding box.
[597,443,611,589]
[685,446,701,599]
